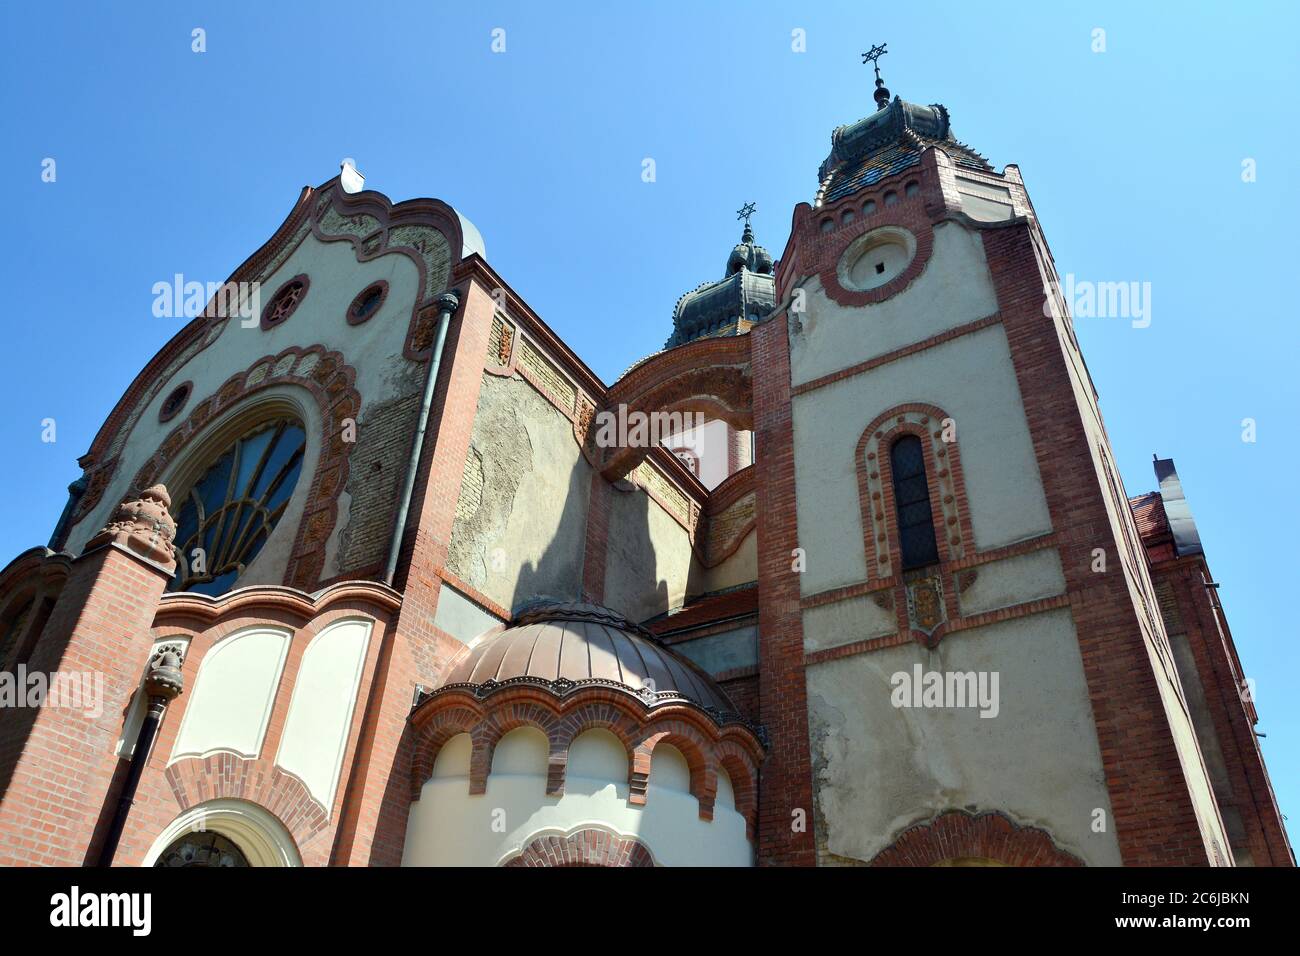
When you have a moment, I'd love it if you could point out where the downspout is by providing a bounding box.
[48,474,88,551]
[383,291,461,587]
[96,644,185,867]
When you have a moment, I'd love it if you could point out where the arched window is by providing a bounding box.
[890,435,939,569]
[170,420,307,595]
[154,831,250,868]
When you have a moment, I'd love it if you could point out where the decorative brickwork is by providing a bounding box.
[870,810,1083,867]
[130,345,360,592]
[751,313,816,865]
[503,827,655,867]
[409,684,762,837]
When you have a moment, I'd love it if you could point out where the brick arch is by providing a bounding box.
[126,345,361,592]
[469,703,562,796]
[632,722,717,819]
[409,705,481,800]
[502,827,655,868]
[714,739,759,837]
[163,755,329,865]
[870,810,1084,867]
[599,335,753,481]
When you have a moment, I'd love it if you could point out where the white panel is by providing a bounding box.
[649,744,691,793]
[275,619,372,808]
[171,628,291,762]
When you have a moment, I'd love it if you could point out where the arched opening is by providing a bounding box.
[143,799,301,867]
[168,418,307,595]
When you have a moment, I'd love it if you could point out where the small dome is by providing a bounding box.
[437,601,738,717]
[726,223,774,277]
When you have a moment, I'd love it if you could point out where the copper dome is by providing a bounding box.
[435,602,739,719]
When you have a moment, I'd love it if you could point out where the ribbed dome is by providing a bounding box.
[437,602,737,716]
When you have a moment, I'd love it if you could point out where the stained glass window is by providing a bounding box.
[890,434,939,570]
[169,421,307,595]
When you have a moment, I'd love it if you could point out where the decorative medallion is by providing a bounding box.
[260,274,310,330]
[906,571,945,644]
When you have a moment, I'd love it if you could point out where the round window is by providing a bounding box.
[260,274,310,330]
[836,227,917,293]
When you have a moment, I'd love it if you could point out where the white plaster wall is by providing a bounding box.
[792,325,1052,597]
[171,626,291,762]
[788,221,999,388]
[958,548,1066,617]
[402,728,752,867]
[803,594,897,655]
[690,528,757,598]
[275,618,371,808]
[447,373,591,612]
[604,488,693,624]
[67,230,426,577]
[807,610,1121,866]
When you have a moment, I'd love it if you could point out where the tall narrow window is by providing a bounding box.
[170,420,307,595]
[890,435,939,569]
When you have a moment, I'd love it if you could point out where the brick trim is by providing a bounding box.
[502,827,655,867]
[870,809,1083,867]
[792,313,1000,396]
[751,313,816,865]
[408,685,762,838]
[129,345,361,592]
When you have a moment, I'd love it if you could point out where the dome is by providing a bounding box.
[815,95,990,206]
[665,220,777,349]
[435,601,741,720]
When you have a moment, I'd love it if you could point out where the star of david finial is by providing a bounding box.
[862,42,892,110]
[736,202,757,226]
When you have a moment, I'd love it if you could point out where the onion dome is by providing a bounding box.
[666,220,776,350]
[424,601,760,735]
[815,95,990,207]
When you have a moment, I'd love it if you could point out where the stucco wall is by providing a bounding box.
[603,485,693,624]
[792,324,1051,598]
[807,611,1121,866]
[789,221,999,388]
[445,373,591,613]
[402,728,752,866]
[66,227,431,589]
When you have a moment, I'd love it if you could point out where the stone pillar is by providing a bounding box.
[0,486,176,866]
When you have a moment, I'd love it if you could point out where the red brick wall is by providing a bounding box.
[0,540,172,866]
[751,314,816,866]
[1153,557,1293,865]
[984,223,1217,864]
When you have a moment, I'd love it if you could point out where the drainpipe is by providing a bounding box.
[48,475,88,551]
[384,291,461,587]
[96,644,185,867]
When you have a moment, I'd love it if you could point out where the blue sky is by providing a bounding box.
[2,2,1297,848]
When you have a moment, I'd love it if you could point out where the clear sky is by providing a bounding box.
[2,2,1297,848]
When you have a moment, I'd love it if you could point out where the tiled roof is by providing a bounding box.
[645,585,758,636]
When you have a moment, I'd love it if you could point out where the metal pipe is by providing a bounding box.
[96,645,184,867]
[384,291,460,587]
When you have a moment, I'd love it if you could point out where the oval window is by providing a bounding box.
[169,420,307,595]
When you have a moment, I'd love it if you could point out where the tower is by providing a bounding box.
[752,51,1239,865]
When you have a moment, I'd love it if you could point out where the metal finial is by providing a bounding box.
[736,201,757,241]
[862,42,891,110]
